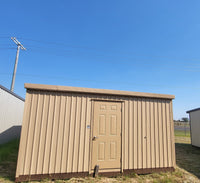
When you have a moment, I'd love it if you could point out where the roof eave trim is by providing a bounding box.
[0,84,25,102]
[186,108,200,113]
[24,83,175,100]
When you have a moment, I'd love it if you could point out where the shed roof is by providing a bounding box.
[0,84,25,101]
[186,108,200,113]
[25,83,175,99]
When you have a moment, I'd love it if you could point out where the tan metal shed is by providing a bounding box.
[187,108,200,147]
[16,83,176,182]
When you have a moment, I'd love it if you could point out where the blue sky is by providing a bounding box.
[0,0,200,119]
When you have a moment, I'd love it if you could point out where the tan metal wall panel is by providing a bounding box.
[146,99,151,169]
[133,99,138,169]
[78,96,86,172]
[123,98,175,170]
[128,99,133,169]
[166,101,172,168]
[150,99,155,168]
[23,92,39,175]
[121,101,125,172]
[158,101,163,168]
[30,93,44,174]
[154,100,159,168]
[162,101,167,168]
[66,95,76,172]
[170,101,176,168]
[72,96,81,172]
[36,94,50,174]
[137,98,142,169]
[60,95,71,172]
[43,93,55,174]
[16,91,32,177]
[84,96,91,172]
[16,89,175,179]
[55,94,66,173]
[124,100,129,169]
[142,99,146,169]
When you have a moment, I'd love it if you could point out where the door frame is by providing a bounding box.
[89,99,125,174]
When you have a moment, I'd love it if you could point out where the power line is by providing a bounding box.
[0,36,198,64]
[0,72,200,89]
[0,44,13,46]
[20,47,200,72]
[0,36,10,39]
[1,36,200,72]
[2,49,196,74]
[17,37,200,63]
[18,37,102,51]
[0,47,16,50]
[0,45,199,72]
[0,36,199,68]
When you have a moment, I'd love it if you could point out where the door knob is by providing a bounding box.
[93,136,98,140]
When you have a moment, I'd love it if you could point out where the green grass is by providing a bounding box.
[176,143,200,179]
[0,136,199,183]
[0,139,19,163]
[0,139,20,182]
[174,130,190,137]
[174,127,200,179]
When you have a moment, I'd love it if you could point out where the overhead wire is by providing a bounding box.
[0,36,10,39]
[0,47,16,50]
[0,72,200,89]
[21,46,200,72]
[0,44,199,90]
[1,36,200,72]
[1,36,200,65]
[17,37,200,64]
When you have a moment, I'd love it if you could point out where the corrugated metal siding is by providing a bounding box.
[0,87,24,144]
[16,91,93,177]
[123,98,175,170]
[189,110,200,147]
[16,90,175,178]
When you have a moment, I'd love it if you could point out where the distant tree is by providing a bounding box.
[181,117,189,122]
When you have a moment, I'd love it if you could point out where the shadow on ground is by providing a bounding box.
[176,143,200,179]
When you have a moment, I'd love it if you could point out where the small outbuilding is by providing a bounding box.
[186,108,200,147]
[16,83,176,182]
[0,85,24,144]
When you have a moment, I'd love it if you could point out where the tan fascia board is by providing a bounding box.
[24,83,175,100]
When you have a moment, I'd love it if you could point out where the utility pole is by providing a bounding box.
[10,37,26,92]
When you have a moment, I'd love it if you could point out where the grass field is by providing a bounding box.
[0,139,19,182]
[174,126,200,181]
[0,127,199,183]
[174,130,190,137]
